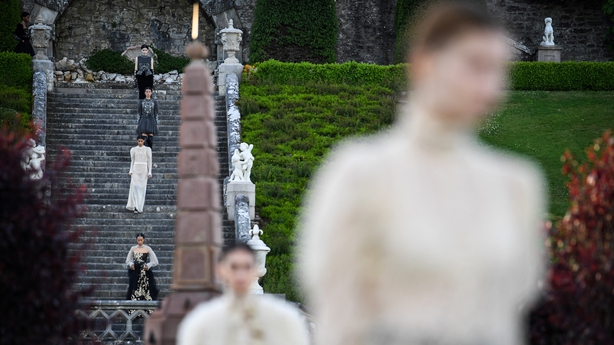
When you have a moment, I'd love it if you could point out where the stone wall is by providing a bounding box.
[53,0,216,60]
[488,0,614,61]
[335,0,397,65]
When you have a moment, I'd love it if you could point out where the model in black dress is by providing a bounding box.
[134,44,154,99]
[136,88,159,150]
[125,233,159,309]
[13,12,34,56]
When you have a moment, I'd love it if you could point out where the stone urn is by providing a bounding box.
[29,15,51,61]
[246,225,270,294]
[219,19,243,64]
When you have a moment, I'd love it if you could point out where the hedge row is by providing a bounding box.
[0,0,20,52]
[0,52,32,90]
[249,60,614,91]
[510,61,614,91]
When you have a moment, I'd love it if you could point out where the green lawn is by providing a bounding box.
[239,86,613,301]
[479,91,614,219]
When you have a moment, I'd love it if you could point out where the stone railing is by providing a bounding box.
[76,300,160,344]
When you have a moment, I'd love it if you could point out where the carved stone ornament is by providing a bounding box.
[219,19,243,64]
[229,142,254,182]
[29,15,52,60]
[246,225,271,294]
[541,17,555,46]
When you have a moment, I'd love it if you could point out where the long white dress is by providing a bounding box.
[300,104,547,345]
[177,293,309,345]
[126,145,152,213]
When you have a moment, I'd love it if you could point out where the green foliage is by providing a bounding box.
[510,62,614,91]
[0,107,31,132]
[248,60,407,89]
[0,85,31,113]
[85,49,133,75]
[152,48,189,74]
[249,0,338,63]
[0,52,32,90]
[238,76,402,301]
[604,0,614,50]
[0,0,20,52]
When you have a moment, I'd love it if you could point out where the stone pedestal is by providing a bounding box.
[246,225,270,294]
[226,181,255,220]
[217,62,243,96]
[32,60,54,92]
[537,45,562,62]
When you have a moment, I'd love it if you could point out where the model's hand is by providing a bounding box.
[148,174,152,178]
[144,265,149,271]
[131,264,135,270]
[129,172,133,176]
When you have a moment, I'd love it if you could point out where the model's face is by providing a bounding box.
[412,30,509,124]
[145,89,152,98]
[23,16,30,22]
[137,139,144,147]
[142,48,148,55]
[217,250,256,295]
[136,236,145,246]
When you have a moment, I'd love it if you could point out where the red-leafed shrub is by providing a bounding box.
[531,130,614,345]
[0,126,92,344]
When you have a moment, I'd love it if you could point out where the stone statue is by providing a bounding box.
[23,139,45,180]
[29,15,52,60]
[220,19,243,64]
[239,142,254,182]
[229,149,244,182]
[541,17,555,46]
[229,142,255,183]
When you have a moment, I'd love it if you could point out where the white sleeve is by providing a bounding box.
[125,247,134,268]
[147,147,152,175]
[147,246,159,268]
[129,148,135,173]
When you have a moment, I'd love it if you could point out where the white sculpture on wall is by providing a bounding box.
[220,19,243,64]
[541,17,555,46]
[229,142,255,183]
[22,139,45,180]
[246,225,270,294]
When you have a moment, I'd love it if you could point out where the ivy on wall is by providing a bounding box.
[249,0,338,64]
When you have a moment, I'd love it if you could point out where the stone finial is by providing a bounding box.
[540,17,555,46]
[228,19,234,29]
[36,14,44,24]
[246,225,271,294]
[219,20,243,64]
[186,41,209,60]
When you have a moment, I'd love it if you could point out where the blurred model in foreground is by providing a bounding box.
[300,3,546,345]
[177,243,309,345]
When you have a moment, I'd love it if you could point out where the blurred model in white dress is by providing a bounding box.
[126,136,152,214]
[300,3,547,345]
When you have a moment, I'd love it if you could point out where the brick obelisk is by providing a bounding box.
[144,4,222,343]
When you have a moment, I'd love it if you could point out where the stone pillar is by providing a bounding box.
[144,40,222,345]
[225,73,241,175]
[246,225,270,294]
[226,181,255,221]
[217,20,243,96]
[234,194,251,242]
[30,15,54,92]
[32,70,47,148]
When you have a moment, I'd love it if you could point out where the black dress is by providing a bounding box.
[126,252,159,301]
[135,55,154,99]
[135,99,159,135]
[13,23,35,56]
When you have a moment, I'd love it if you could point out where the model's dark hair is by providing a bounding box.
[218,242,255,262]
[141,44,149,49]
[409,1,501,56]
[136,233,146,239]
[21,12,30,19]
[144,87,153,92]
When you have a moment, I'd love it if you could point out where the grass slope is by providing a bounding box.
[239,86,613,301]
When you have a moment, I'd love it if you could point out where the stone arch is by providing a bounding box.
[22,0,217,61]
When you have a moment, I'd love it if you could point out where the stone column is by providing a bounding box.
[144,40,222,345]
[29,15,54,91]
[217,19,244,96]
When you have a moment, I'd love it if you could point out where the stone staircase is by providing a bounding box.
[46,84,234,300]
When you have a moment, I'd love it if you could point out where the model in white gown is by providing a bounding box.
[126,139,152,213]
[299,3,547,345]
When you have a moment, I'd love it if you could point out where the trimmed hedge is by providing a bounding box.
[0,85,31,113]
[248,60,407,89]
[510,62,614,91]
[85,49,133,75]
[152,48,189,74]
[249,0,338,63]
[250,60,614,91]
[0,0,20,52]
[0,52,32,90]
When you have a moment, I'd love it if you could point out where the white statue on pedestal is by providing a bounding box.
[541,17,555,46]
[246,225,270,294]
[220,19,243,64]
[229,142,255,183]
[22,139,45,180]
